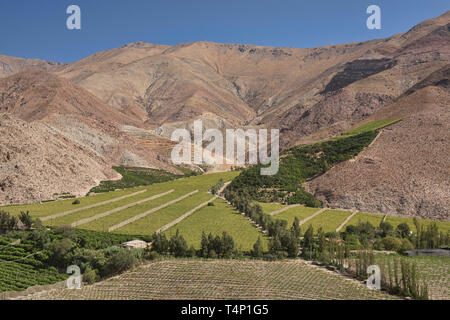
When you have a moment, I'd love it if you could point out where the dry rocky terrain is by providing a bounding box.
[0,11,448,219]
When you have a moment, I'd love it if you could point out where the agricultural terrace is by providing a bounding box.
[256,202,287,214]
[303,210,352,233]
[164,199,269,252]
[0,172,239,232]
[273,206,321,228]
[0,236,67,292]
[14,260,398,300]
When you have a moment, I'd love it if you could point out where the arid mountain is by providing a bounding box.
[305,67,450,221]
[0,54,64,79]
[0,113,118,204]
[0,11,448,216]
[0,69,180,204]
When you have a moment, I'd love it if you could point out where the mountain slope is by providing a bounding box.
[305,74,450,221]
[0,114,118,205]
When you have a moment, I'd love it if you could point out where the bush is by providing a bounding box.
[382,236,403,251]
[207,202,215,206]
[103,249,137,276]
[145,251,161,261]
[400,238,414,252]
[83,267,97,284]
[72,199,80,205]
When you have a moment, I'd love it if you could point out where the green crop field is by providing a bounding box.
[164,199,269,252]
[344,119,401,136]
[343,212,385,228]
[114,191,215,235]
[0,237,67,292]
[274,206,321,228]
[1,187,147,219]
[0,171,239,230]
[303,210,352,233]
[15,259,397,300]
[384,215,450,234]
[256,202,287,214]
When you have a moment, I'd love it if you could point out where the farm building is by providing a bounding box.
[121,240,148,250]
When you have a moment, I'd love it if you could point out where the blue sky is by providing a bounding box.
[0,0,448,62]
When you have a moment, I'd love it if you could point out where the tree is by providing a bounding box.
[269,235,282,255]
[169,230,188,257]
[317,227,326,254]
[50,238,75,267]
[200,232,209,257]
[251,237,264,258]
[19,211,33,230]
[302,225,314,259]
[396,223,411,239]
[291,217,301,239]
[379,222,394,238]
[220,232,235,258]
[151,233,169,254]
[104,249,136,276]
[382,236,403,252]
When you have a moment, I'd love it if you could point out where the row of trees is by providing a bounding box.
[342,219,449,251]
[0,210,35,233]
[150,230,240,259]
[210,179,225,195]
[224,189,301,259]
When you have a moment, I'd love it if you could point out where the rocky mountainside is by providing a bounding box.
[306,68,450,221]
[0,114,119,204]
[0,11,448,217]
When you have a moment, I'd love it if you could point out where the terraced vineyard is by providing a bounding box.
[0,237,67,292]
[14,260,398,300]
[303,210,352,233]
[273,206,321,228]
[164,199,269,252]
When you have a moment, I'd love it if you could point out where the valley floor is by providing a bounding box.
[12,259,397,300]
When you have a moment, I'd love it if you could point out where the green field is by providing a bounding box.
[385,215,450,234]
[0,237,68,292]
[1,187,147,219]
[256,202,287,214]
[274,206,321,228]
[89,166,188,193]
[114,191,215,235]
[344,212,385,228]
[164,198,269,252]
[344,119,401,136]
[303,210,352,233]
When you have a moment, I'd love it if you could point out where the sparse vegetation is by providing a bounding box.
[89,166,184,193]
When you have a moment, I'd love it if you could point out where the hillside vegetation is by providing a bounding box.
[228,130,378,206]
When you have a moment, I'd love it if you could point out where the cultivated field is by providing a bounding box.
[14,259,398,300]
[164,199,269,252]
[274,206,321,228]
[303,210,352,233]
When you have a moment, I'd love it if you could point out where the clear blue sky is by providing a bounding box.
[0,0,448,63]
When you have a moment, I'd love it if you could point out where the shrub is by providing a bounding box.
[103,249,137,276]
[83,267,97,284]
[382,236,403,251]
[400,238,414,252]
[72,199,80,205]
[145,251,161,261]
